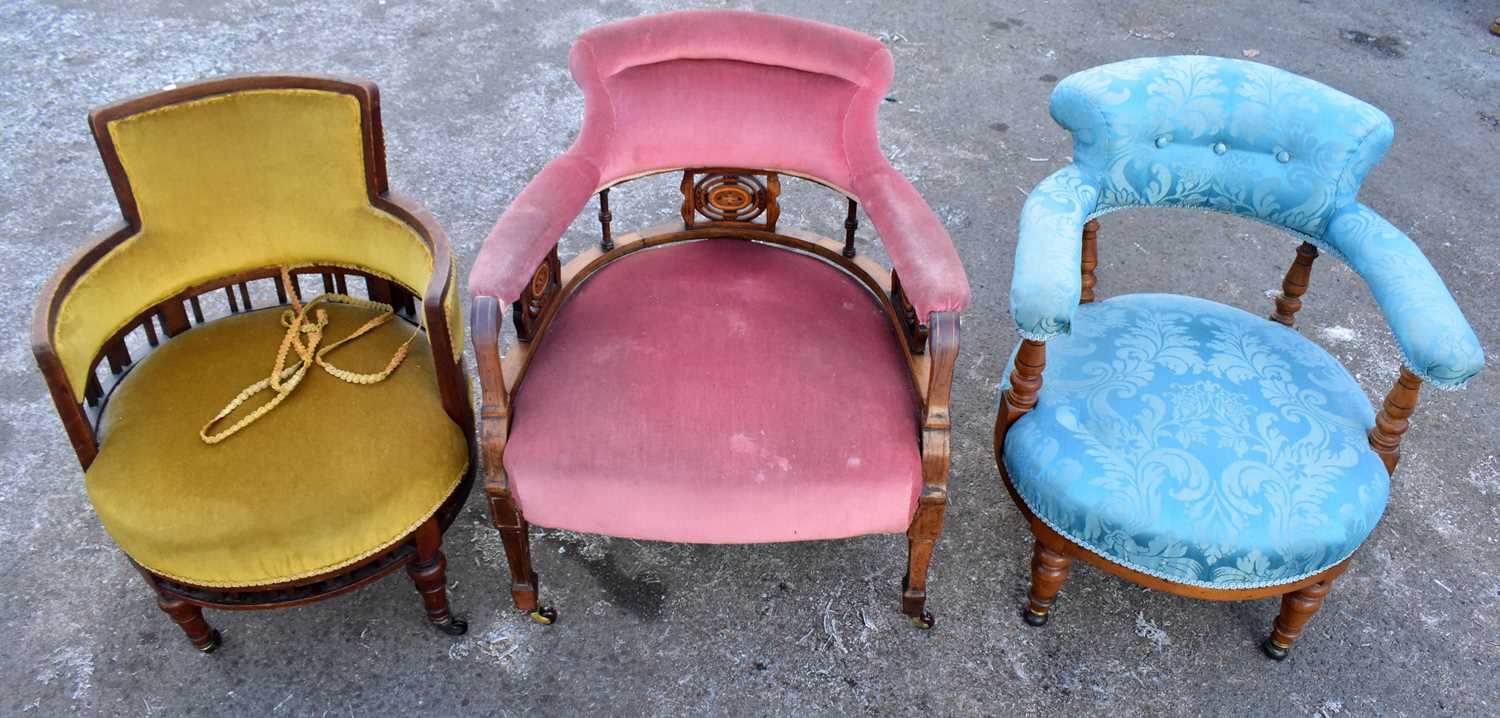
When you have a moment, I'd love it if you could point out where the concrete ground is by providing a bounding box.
[2,0,1497,715]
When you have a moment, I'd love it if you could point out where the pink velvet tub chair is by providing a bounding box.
[468,10,970,627]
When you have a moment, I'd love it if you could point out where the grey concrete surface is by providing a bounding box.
[2,1,1497,715]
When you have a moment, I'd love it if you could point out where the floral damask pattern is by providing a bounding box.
[1011,56,1483,387]
[1325,204,1484,387]
[1058,55,1391,235]
[1003,294,1391,588]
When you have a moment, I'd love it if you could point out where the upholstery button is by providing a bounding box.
[1154,135,1172,148]
[1212,141,1228,155]
[1276,150,1292,163]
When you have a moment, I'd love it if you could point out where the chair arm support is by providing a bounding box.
[851,169,971,319]
[379,192,473,429]
[31,220,135,470]
[1323,203,1484,389]
[1010,165,1102,341]
[467,153,601,303]
[920,312,959,502]
[471,296,510,490]
[993,339,1047,461]
[923,312,959,432]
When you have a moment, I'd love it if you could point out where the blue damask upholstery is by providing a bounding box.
[1003,294,1390,588]
[1011,56,1483,388]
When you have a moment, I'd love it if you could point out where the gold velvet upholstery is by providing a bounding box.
[85,304,469,588]
[53,88,463,396]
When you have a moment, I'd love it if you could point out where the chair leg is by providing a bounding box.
[486,488,556,625]
[407,517,468,636]
[902,498,944,629]
[1024,535,1073,626]
[156,595,222,653]
[1262,578,1334,660]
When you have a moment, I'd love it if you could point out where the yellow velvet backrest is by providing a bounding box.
[54,87,458,396]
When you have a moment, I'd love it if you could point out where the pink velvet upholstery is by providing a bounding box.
[502,240,923,542]
[468,9,970,320]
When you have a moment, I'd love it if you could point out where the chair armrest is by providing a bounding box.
[1010,165,1101,340]
[373,192,473,428]
[467,153,601,302]
[851,169,970,320]
[1323,203,1484,388]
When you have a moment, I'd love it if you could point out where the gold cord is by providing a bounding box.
[200,268,418,444]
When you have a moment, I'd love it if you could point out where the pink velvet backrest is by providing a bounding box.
[567,10,893,192]
[469,10,970,320]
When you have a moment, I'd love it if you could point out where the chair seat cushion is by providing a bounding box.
[86,303,469,588]
[1003,294,1389,589]
[504,240,923,543]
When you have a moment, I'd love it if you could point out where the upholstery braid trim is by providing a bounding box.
[128,459,468,589]
[199,267,420,444]
[1002,451,1364,590]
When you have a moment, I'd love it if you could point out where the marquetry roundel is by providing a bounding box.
[529,260,551,297]
[694,173,768,222]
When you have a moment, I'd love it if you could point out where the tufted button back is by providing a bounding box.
[1048,55,1393,237]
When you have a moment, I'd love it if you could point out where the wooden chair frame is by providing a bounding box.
[473,168,960,627]
[993,218,1420,659]
[30,75,476,651]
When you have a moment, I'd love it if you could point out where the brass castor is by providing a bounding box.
[1261,637,1292,661]
[910,610,935,630]
[197,629,224,653]
[432,616,469,636]
[1491,17,1500,36]
[528,606,558,625]
[1023,607,1050,627]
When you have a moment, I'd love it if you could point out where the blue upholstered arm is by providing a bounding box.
[1010,175,1484,387]
[1010,166,1101,340]
[1323,204,1484,388]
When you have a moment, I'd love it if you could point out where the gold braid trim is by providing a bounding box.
[130,457,468,589]
[200,268,419,445]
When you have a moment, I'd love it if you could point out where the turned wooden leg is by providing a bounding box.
[1263,579,1334,660]
[1024,536,1073,626]
[156,595,221,653]
[407,517,467,636]
[486,488,556,625]
[902,497,944,629]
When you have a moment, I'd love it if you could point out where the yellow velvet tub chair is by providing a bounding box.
[30,75,474,651]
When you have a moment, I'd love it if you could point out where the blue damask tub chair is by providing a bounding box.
[993,56,1484,659]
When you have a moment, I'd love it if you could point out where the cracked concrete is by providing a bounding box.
[2,1,1497,715]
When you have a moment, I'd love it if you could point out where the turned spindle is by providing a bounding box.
[1368,367,1422,474]
[1270,242,1319,326]
[1080,219,1099,304]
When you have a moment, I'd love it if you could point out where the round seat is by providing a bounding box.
[85,303,470,588]
[1002,294,1389,589]
[503,240,924,543]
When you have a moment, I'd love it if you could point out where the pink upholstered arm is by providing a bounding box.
[467,154,600,302]
[852,169,970,318]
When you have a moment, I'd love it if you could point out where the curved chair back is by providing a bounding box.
[45,77,461,399]
[567,9,893,192]
[1014,56,1481,389]
[33,76,466,465]
[1053,55,1391,237]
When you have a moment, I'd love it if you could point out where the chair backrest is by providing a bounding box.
[1051,56,1393,238]
[566,9,894,192]
[48,77,446,397]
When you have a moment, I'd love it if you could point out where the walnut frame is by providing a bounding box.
[992,219,1418,659]
[473,167,960,627]
[30,74,476,651]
